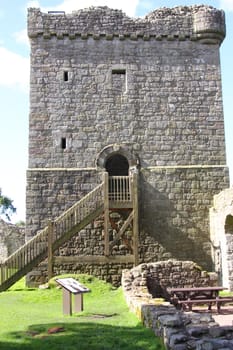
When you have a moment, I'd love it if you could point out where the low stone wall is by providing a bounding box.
[26,259,134,287]
[210,188,233,290]
[123,260,218,300]
[0,219,25,262]
[122,260,233,350]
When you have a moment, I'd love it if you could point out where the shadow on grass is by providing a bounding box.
[8,288,36,292]
[1,322,164,350]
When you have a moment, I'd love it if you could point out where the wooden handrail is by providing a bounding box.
[0,174,136,291]
[0,182,104,291]
[54,183,103,242]
[108,176,131,202]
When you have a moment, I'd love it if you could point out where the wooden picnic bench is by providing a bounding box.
[167,286,233,313]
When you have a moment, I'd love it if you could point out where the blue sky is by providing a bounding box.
[0,0,232,223]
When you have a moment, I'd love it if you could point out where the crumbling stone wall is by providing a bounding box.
[26,5,229,284]
[122,260,217,301]
[0,219,25,262]
[122,261,233,350]
[210,188,233,290]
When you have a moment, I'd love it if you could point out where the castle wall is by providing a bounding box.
[210,188,233,290]
[26,6,229,285]
[140,166,229,270]
[28,7,226,169]
[26,169,101,239]
[0,220,25,262]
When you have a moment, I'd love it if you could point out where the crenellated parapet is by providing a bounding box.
[26,2,229,286]
[28,5,225,45]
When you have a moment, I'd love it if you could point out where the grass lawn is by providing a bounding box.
[0,275,165,350]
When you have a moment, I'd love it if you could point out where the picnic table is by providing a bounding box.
[166,286,232,312]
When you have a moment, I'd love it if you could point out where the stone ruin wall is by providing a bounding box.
[210,188,233,291]
[26,5,229,285]
[122,261,233,350]
[0,220,25,262]
[122,260,218,300]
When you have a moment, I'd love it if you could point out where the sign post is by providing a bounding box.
[56,278,90,315]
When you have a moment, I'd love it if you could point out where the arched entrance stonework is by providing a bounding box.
[23,6,230,288]
[105,154,129,176]
[210,188,233,290]
[96,144,139,173]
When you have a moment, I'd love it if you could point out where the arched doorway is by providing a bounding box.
[105,154,130,201]
[105,154,129,176]
[96,144,139,171]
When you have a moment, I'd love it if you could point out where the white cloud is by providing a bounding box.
[219,0,233,11]
[27,0,40,8]
[13,29,29,46]
[0,47,29,91]
[136,0,154,11]
[40,0,139,18]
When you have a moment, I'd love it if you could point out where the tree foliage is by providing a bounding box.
[0,188,16,221]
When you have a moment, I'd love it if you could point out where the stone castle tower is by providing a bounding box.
[26,5,229,285]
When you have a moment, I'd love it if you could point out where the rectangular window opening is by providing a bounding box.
[112,69,126,75]
[111,69,127,93]
[63,71,69,81]
[61,137,67,149]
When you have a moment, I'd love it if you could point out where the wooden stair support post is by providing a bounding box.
[0,183,104,292]
[132,172,139,266]
[103,172,110,256]
[48,220,54,281]
[109,211,133,251]
[0,263,4,285]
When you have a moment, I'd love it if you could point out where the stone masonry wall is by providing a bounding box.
[27,260,134,287]
[210,188,233,290]
[28,6,225,40]
[28,6,226,169]
[140,167,229,271]
[26,169,101,238]
[26,6,229,285]
[122,261,233,350]
[26,166,229,284]
[122,260,218,300]
[0,219,25,262]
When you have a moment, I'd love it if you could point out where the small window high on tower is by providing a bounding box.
[112,69,126,93]
[63,71,69,81]
[61,137,67,149]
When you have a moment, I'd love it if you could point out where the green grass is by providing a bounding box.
[220,290,233,297]
[0,275,165,350]
[0,267,18,284]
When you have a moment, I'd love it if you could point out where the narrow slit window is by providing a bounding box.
[225,215,233,234]
[61,137,67,149]
[63,71,69,81]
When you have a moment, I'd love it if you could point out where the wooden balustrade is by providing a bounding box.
[108,176,131,202]
[54,183,103,241]
[0,174,137,291]
[0,182,104,291]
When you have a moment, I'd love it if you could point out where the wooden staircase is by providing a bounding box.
[0,173,138,292]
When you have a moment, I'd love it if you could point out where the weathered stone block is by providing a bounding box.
[26,5,229,285]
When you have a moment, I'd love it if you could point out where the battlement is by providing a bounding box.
[26,3,229,285]
[28,5,225,44]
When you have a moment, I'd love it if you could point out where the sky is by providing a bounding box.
[0,0,232,223]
